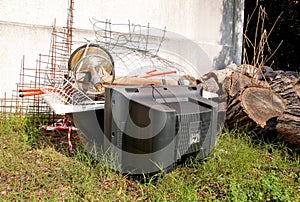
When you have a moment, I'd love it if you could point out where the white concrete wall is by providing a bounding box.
[0,0,244,96]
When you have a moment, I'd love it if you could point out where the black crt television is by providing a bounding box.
[103,85,218,174]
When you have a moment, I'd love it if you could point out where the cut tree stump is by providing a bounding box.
[225,86,286,131]
[223,71,255,99]
[241,87,286,127]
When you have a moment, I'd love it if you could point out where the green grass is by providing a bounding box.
[0,116,299,201]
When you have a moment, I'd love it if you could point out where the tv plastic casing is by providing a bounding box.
[72,85,218,174]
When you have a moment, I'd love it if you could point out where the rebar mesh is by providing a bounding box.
[90,18,193,80]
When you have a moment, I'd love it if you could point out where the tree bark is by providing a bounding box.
[277,104,300,146]
[270,76,300,105]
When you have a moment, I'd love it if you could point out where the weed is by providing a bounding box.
[0,116,299,201]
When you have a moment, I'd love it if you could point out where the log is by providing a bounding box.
[201,63,263,95]
[201,66,271,131]
[241,87,286,127]
[295,80,300,98]
[270,76,300,105]
[236,64,261,79]
[277,104,300,146]
[200,64,299,145]
[225,86,286,131]
[223,71,256,98]
[201,63,238,95]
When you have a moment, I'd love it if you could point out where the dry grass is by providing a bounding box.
[243,3,283,70]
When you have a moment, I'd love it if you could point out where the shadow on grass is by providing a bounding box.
[224,126,300,162]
